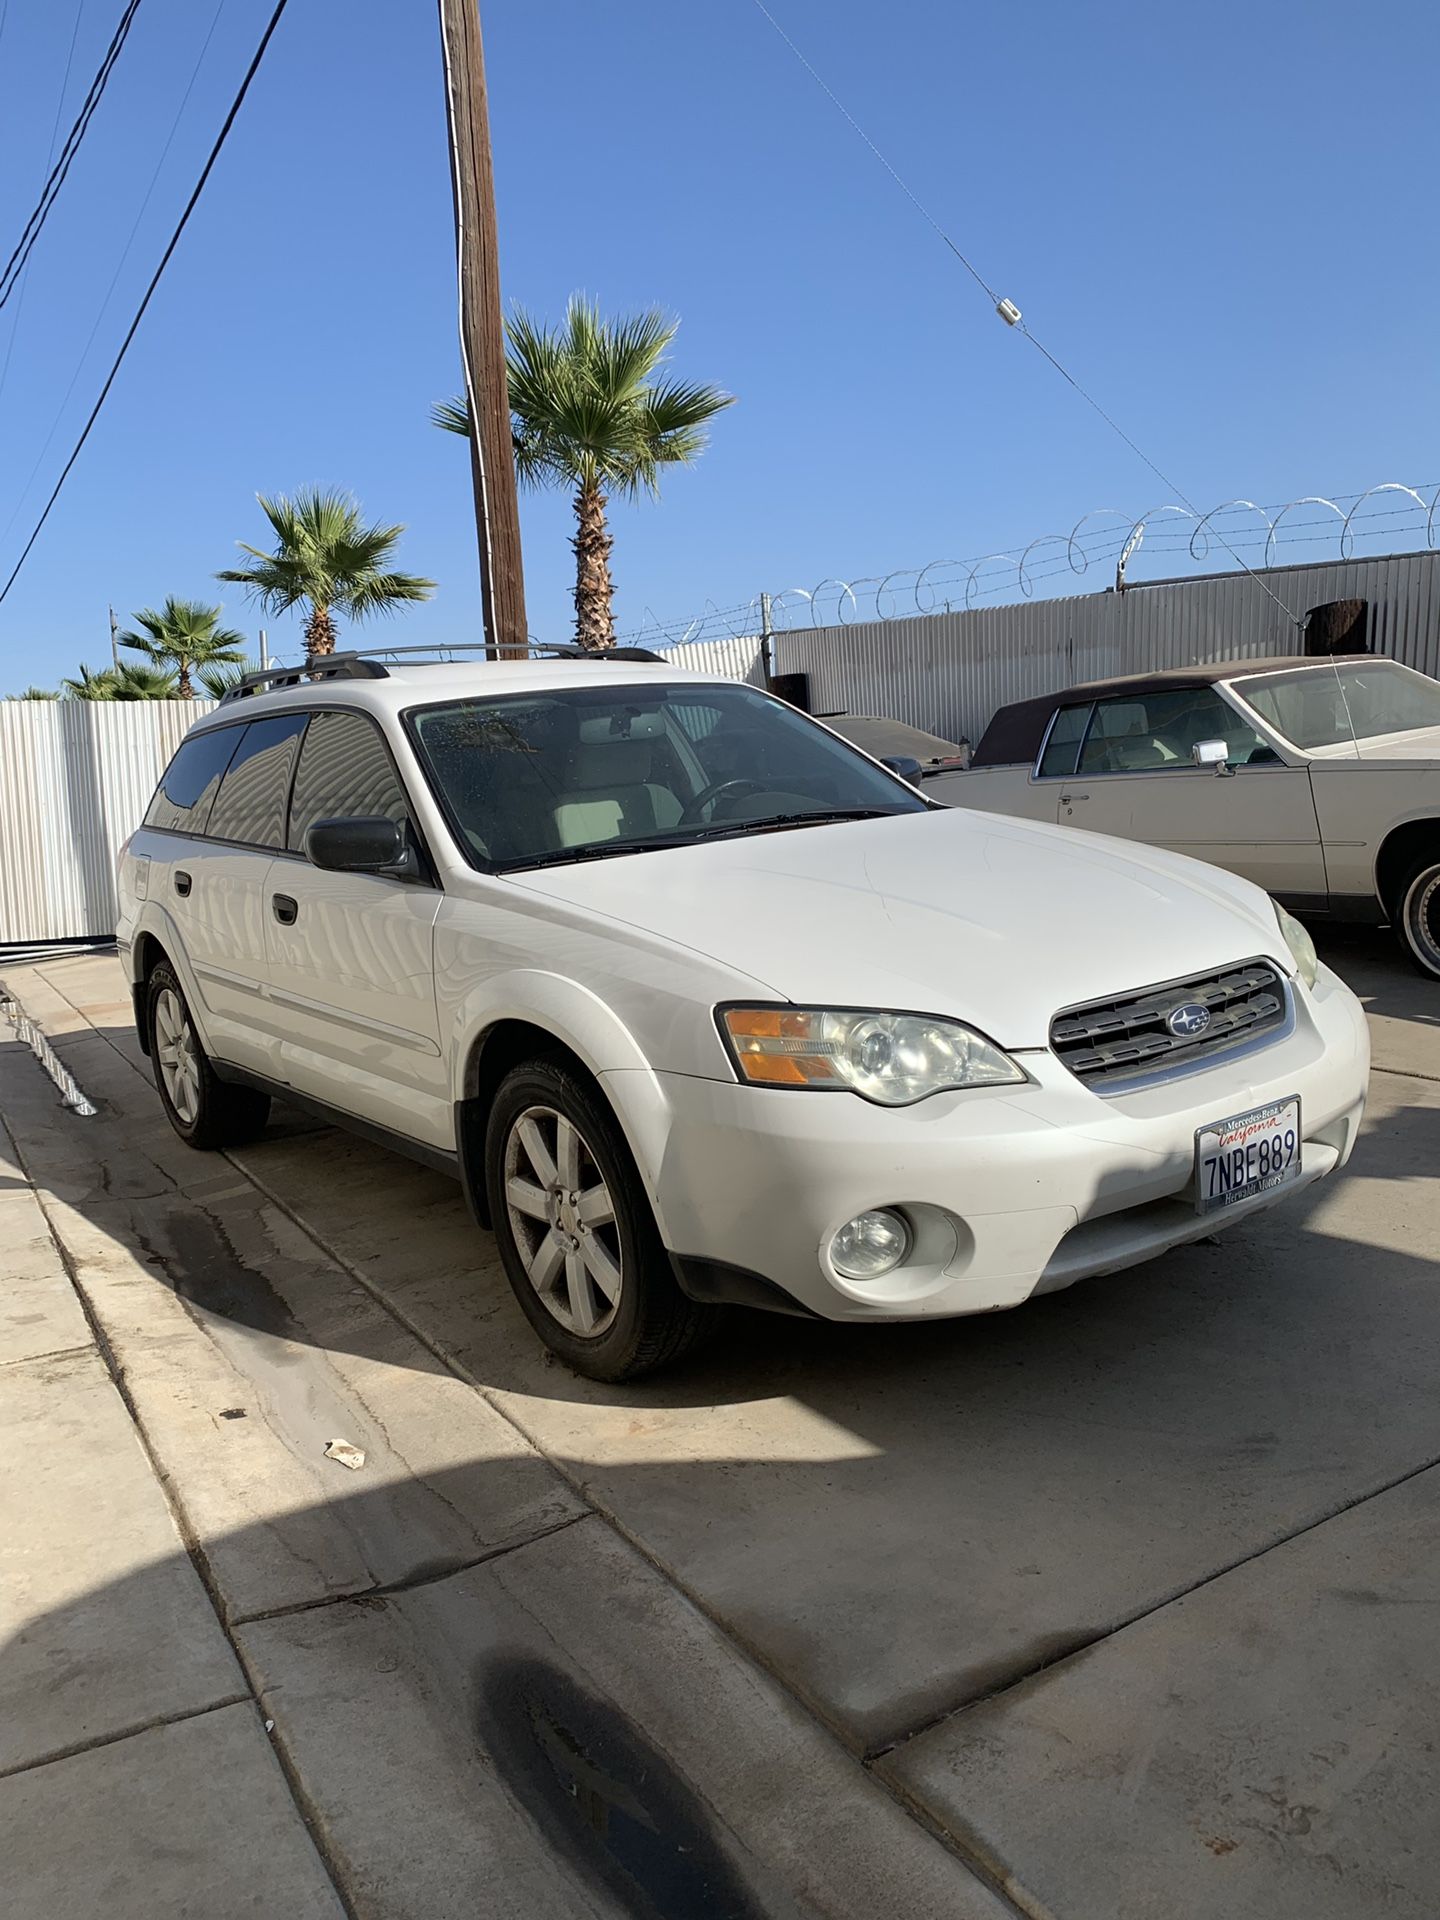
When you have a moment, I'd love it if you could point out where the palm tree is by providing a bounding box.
[12,687,58,699]
[119,597,245,700]
[195,658,257,699]
[433,298,733,649]
[61,662,178,700]
[217,489,434,660]
[109,662,180,700]
[61,664,121,699]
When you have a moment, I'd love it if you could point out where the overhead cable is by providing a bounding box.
[0,0,292,607]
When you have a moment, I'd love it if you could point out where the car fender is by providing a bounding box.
[451,968,683,1199]
[127,902,218,1052]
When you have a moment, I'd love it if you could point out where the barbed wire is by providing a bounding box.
[619,478,1440,648]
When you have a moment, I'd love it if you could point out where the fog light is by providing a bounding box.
[829,1209,912,1281]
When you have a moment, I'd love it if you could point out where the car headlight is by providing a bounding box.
[719,1006,1025,1105]
[1273,901,1318,991]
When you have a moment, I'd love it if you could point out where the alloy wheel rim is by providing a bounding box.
[154,987,201,1127]
[502,1105,622,1337]
[1405,868,1440,974]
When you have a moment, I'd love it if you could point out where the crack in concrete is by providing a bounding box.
[0,1695,252,1782]
[869,1444,1440,1766]
[0,1340,93,1370]
[230,1510,594,1627]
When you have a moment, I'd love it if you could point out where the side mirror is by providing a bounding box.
[305,815,416,875]
[880,754,924,787]
[1191,739,1233,777]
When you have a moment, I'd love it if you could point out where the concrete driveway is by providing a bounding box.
[3,927,1438,1918]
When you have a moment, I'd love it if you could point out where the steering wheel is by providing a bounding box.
[678,777,768,827]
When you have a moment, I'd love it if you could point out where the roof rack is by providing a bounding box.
[217,653,388,702]
[216,640,668,703]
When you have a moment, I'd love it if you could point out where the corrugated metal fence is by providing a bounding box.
[5,552,1437,941]
[763,548,1440,745]
[0,699,212,944]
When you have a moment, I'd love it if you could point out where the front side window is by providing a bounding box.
[1036,704,1091,778]
[408,681,924,871]
[1232,660,1440,751]
[206,714,308,848]
[143,725,243,833]
[288,710,411,851]
[1078,687,1267,774]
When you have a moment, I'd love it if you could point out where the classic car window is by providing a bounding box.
[1078,688,1268,775]
[1232,661,1440,750]
[1037,704,1091,778]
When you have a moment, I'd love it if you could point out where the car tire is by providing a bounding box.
[146,961,271,1148]
[1395,854,1440,982]
[483,1058,718,1381]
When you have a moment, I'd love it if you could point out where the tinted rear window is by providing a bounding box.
[206,715,308,848]
[143,726,242,833]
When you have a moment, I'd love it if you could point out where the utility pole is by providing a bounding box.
[759,590,775,688]
[108,605,120,670]
[436,0,527,658]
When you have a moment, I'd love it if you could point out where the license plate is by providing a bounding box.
[1195,1096,1302,1215]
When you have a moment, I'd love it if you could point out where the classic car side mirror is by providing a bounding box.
[880,754,924,787]
[1191,739,1234,777]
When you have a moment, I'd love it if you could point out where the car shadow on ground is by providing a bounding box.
[9,1182,1440,1918]
[7,949,1440,1915]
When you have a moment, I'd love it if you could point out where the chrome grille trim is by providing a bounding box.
[1051,958,1291,1092]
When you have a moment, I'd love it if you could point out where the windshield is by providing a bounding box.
[1231,660,1440,751]
[407,681,924,871]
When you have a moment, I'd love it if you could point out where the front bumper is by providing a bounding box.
[624,962,1369,1321]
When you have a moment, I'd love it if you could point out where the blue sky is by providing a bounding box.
[0,0,1437,692]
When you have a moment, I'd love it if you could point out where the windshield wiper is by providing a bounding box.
[687,807,904,838]
[502,837,684,872]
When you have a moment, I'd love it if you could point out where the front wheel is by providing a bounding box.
[483,1059,717,1380]
[147,962,271,1148]
[1395,854,1440,981]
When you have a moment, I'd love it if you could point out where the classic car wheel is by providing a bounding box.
[483,1058,718,1381]
[1397,855,1440,981]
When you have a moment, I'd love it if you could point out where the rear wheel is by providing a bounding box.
[484,1058,717,1380]
[146,962,270,1148]
[1395,854,1440,981]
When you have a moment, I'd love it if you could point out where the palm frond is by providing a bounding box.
[432,395,471,437]
[195,658,257,699]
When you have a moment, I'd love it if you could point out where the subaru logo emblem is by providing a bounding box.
[1166,1001,1211,1038]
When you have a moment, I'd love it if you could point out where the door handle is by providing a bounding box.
[271,893,298,926]
[1059,792,1090,804]
[173,869,192,896]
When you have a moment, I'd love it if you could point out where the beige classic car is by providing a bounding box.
[931,654,1440,979]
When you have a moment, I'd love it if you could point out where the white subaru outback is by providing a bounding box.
[117,647,1371,1379]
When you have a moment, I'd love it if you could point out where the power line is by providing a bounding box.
[746,0,1302,630]
[0,0,291,609]
[0,0,228,547]
[0,0,88,407]
[0,0,145,311]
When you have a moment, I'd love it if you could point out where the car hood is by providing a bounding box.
[510,809,1290,1049]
